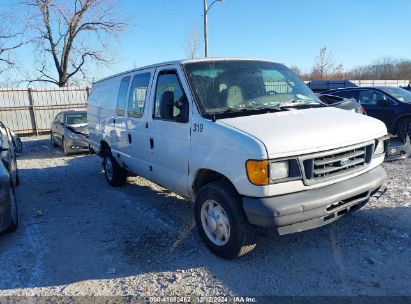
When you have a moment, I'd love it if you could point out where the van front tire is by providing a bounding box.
[194,180,257,260]
[103,151,127,187]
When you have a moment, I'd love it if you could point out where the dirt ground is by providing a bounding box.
[0,136,410,297]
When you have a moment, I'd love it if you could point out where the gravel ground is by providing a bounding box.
[0,136,410,297]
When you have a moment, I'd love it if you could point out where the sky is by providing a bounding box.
[2,0,411,84]
[115,0,411,72]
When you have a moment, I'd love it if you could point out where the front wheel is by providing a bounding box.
[194,180,256,260]
[5,184,18,233]
[396,118,411,140]
[103,151,127,187]
[62,137,71,156]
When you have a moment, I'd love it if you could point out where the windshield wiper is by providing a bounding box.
[281,100,326,108]
[222,105,283,114]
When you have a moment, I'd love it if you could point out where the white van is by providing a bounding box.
[88,58,388,259]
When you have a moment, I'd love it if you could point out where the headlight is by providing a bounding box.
[374,138,386,156]
[270,159,301,182]
[270,161,289,181]
[67,130,78,140]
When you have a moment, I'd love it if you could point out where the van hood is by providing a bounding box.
[219,107,387,158]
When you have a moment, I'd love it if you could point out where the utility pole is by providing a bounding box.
[203,0,224,57]
[204,0,208,58]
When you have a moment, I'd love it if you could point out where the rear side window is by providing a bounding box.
[359,90,388,105]
[116,76,131,116]
[127,73,151,118]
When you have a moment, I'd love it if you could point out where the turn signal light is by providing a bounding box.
[246,160,269,186]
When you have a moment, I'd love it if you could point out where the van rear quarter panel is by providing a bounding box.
[87,77,121,154]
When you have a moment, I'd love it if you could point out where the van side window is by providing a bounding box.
[153,71,189,123]
[127,73,151,118]
[116,76,131,116]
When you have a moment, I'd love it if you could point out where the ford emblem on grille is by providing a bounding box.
[339,158,351,166]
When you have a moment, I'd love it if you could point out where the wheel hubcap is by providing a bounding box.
[104,156,113,181]
[10,189,17,223]
[200,199,230,246]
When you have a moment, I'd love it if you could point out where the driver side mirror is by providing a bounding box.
[15,137,22,154]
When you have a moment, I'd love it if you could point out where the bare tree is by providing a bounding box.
[289,65,301,77]
[185,26,201,59]
[311,47,333,80]
[347,57,411,80]
[25,0,125,87]
[0,14,25,74]
[311,47,344,80]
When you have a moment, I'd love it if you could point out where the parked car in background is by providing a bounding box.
[0,122,22,234]
[317,94,366,114]
[50,110,89,155]
[88,58,388,259]
[385,135,411,161]
[323,87,411,140]
[401,85,411,92]
[319,92,410,161]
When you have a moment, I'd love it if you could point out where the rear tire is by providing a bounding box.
[103,150,127,187]
[5,184,18,233]
[194,180,257,260]
[396,118,411,140]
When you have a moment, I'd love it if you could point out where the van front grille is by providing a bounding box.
[301,142,374,185]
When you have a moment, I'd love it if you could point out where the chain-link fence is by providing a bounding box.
[0,87,89,135]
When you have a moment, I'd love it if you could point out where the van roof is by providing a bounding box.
[94,57,279,84]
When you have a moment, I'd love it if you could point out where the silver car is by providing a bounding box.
[0,122,22,234]
[317,94,366,114]
[50,111,89,155]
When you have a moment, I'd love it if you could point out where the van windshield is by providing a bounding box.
[184,60,321,117]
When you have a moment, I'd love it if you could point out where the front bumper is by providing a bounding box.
[243,166,386,235]
[385,136,411,162]
[66,135,89,153]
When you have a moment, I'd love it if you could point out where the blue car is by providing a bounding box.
[323,87,411,139]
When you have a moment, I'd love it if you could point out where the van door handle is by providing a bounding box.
[150,137,154,149]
